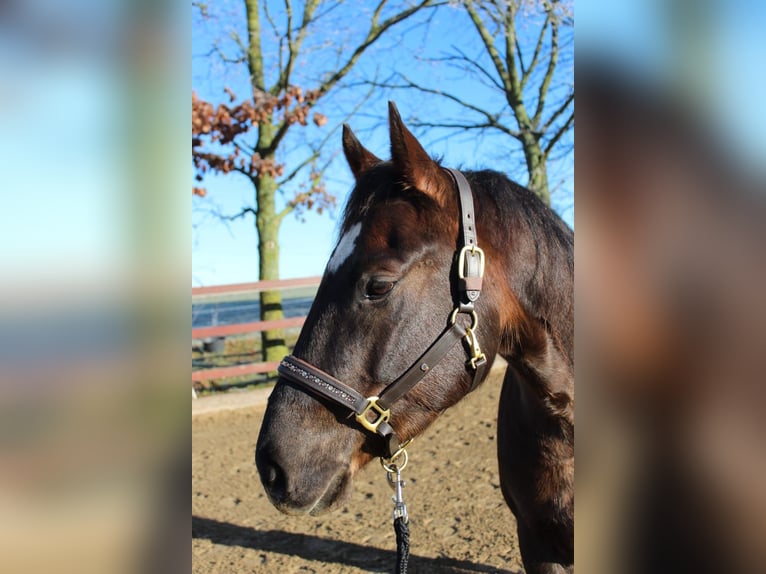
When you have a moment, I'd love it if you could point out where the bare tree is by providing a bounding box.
[378,0,573,205]
[193,0,438,363]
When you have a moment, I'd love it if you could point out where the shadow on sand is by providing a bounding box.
[193,515,520,574]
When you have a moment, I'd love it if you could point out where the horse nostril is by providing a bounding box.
[264,464,278,486]
[255,448,287,499]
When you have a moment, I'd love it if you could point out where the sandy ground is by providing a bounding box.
[192,365,524,573]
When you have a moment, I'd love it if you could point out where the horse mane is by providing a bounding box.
[464,170,574,365]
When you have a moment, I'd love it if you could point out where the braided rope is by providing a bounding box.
[394,516,410,574]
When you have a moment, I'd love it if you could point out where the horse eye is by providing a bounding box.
[365,279,396,299]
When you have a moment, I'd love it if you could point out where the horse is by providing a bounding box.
[255,102,574,573]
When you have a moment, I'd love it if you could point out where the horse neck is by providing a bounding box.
[473,173,574,423]
[472,174,572,351]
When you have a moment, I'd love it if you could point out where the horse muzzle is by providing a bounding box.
[255,430,356,516]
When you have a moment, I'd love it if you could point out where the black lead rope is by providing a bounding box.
[383,452,410,574]
[394,516,410,574]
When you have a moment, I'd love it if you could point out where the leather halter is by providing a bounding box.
[277,168,488,458]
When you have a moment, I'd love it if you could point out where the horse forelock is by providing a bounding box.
[339,162,457,241]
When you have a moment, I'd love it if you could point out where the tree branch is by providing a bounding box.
[316,0,439,98]
[265,1,440,158]
[230,31,248,62]
[376,75,519,137]
[220,207,257,222]
[233,139,255,157]
[368,78,520,140]
[278,151,321,188]
[265,118,290,157]
[206,41,246,65]
[542,91,574,133]
[312,0,345,23]
[276,158,332,223]
[451,46,506,92]
[244,0,266,91]
[543,109,574,157]
[500,1,523,107]
[272,0,321,95]
[463,0,512,95]
[262,1,280,45]
[192,1,210,19]
[533,3,559,125]
[277,85,374,186]
[409,120,515,134]
[520,12,551,91]
[233,166,258,182]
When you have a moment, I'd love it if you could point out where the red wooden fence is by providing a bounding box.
[192,277,321,384]
[192,276,322,297]
[191,316,306,340]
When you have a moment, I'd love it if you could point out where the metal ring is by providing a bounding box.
[384,438,412,463]
[450,307,478,330]
[380,449,409,473]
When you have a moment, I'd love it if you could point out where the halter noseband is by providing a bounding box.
[277,168,488,459]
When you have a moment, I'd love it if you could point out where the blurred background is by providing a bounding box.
[577,1,766,573]
[0,0,188,573]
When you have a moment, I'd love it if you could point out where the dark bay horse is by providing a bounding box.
[255,103,574,573]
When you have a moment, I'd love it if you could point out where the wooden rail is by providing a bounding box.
[192,277,320,387]
[191,361,281,382]
[192,276,322,297]
[192,316,306,340]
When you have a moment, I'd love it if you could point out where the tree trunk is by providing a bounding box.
[255,167,288,364]
[521,132,550,206]
[244,1,286,364]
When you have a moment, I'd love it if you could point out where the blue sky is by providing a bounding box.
[192,1,574,286]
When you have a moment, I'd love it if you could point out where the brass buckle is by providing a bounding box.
[355,396,391,433]
[457,245,485,279]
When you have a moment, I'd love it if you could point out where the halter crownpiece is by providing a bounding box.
[277,167,488,459]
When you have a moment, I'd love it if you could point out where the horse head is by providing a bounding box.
[255,103,502,515]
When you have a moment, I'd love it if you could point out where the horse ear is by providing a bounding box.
[388,101,449,203]
[342,124,381,179]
